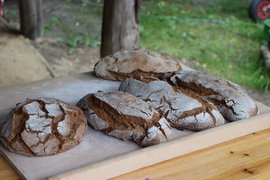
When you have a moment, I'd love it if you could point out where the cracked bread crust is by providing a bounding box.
[119,78,225,131]
[77,93,110,131]
[94,49,181,82]
[77,91,171,147]
[170,70,258,121]
[0,98,88,156]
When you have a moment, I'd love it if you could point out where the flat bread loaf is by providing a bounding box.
[94,49,181,82]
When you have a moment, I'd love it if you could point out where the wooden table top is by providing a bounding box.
[1,128,270,180]
[0,73,269,179]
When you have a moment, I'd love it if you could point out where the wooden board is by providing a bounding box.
[0,72,269,180]
[0,72,192,180]
[3,129,270,180]
[114,128,270,179]
[51,106,270,180]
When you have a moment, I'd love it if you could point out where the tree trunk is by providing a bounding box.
[101,0,140,58]
[19,0,42,39]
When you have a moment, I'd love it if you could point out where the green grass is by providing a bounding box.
[43,1,101,54]
[140,0,270,90]
[40,0,270,90]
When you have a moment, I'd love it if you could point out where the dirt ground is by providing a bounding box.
[32,38,99,78]
[32,0,102,77]
[3,0,102,78]
[1,0,270,107]
[0,21,52,87]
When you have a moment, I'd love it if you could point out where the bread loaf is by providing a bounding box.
[94,49,181,82]
[0,98,87,156]
[170,70,258,121]
[119,78,225,131]
[77,91,171,147]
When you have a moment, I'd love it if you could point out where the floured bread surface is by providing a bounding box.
[170,70,258,121]
[0,98,88,156]
[94,49,181,82]
[77,91,171,147]
[119,78,225,131]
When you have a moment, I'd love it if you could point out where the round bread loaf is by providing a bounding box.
[0,98,88,156]
[94,49,182,82]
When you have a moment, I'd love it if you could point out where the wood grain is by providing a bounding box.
[2,129,270,179]
[0,155,20,180]
[0,72,268,179]
[101,0,140,57]
[18,0,42,39]
[50,110,270,180]
[114,128,270,180]
[0,129,270,180]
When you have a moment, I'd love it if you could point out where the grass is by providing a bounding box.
[38,0,270,90]
[43,0,101,53]
[140,0,270,90]
[3,0,269,90]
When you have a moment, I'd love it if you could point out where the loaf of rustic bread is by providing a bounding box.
[0,98,87,156]
[119,78,225,131]
[94,49,181,82]
[170,70,258,121]
[77,91,171,147]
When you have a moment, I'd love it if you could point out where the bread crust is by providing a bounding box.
[0,98,88,156]
[94,49,181,82]
[77,91,171,147]
[119,78,225,131]
[170,70,258,121]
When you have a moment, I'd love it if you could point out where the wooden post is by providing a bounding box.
[101,0,141,57]
[18,0,43,39]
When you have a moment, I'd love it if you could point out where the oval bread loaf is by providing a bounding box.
[119,78,225,131]
[77,91,172,147]
[170,70,258,121]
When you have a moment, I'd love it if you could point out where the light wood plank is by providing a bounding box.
[50,111,270,180]
[0,72,269,179]
[1,129,270,179]
[114,128,270,180]
[0,155,20,180]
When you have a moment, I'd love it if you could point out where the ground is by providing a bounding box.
[0,23,51,86]
[1,0,270,106]
[33,38,99,77]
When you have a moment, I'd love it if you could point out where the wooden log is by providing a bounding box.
[100,0,141,57]
[18,0,43,39]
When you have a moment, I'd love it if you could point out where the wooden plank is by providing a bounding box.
[0,155,20,180]
[0,72,269,179]
[115,128,270,180]
[0,73,190,179]
[2,128,270,180]
[50,109,270,180]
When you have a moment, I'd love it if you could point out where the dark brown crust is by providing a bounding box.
[0,98,88,156]
[108,69,171,83]
[77,92,171,147]
[94,49,181,82]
